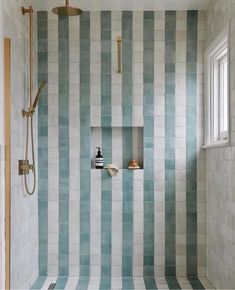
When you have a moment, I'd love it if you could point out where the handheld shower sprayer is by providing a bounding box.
[22,80,46,117]
[32,80,46,112]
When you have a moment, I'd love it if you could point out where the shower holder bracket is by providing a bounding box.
[22,6,33,15]
[22,108,34,118]
[18,160,34,175]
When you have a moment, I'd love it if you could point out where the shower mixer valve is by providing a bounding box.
[18,160,34,175]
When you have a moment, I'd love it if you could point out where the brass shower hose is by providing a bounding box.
[24,114,36,195]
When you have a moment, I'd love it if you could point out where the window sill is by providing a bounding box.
[202,140,230,149]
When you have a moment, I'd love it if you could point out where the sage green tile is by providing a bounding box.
[37,11,48,277]
[186,10,198,277]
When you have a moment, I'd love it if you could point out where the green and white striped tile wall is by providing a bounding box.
[37,10,206,281]
[38,11,48,276]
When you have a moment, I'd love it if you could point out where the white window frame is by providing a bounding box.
[204,25,230,148]
[219,54,228,140]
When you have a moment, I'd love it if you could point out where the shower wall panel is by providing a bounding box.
[37,10,206,279]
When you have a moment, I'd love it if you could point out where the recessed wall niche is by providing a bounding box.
[91,127,143,169]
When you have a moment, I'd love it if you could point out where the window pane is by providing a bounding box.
[223,61,228,132]
[205,27,229,146]
[219,53,228,140]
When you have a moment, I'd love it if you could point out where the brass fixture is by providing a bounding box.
[22,6,34,109]
[22,80,46,117]
[22,6,33,15]
[20,6,46,195]
[117,36,122,73]
[18,160,34,175]
[52,0,83,16]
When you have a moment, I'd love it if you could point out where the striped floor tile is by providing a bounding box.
[31,276,214,290]
[41,277,57,290]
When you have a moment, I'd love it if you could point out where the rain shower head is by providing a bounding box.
[52,0,83,16]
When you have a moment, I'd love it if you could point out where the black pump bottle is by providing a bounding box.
[95,147,104,169]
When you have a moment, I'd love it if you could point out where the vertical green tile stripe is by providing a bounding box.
[122,277,134,290]
[186,10,198,277]
[76,277,89,290]
[165,11,176,277]
[58,15,70,276]
[80,11,91,277]
[122,170,133,277]
[100,11,112,290]
[37,11,48,277]
[122,11,134,283]
[122,128,133,169]
[143,11,155,281]
[188,278,205,289]
[144,277,158,290]
[101,11,112,128]
[165,277,181,290]
[54,277,68,290]
[122,11,133,127]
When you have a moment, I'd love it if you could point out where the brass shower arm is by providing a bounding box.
[22,5,34,109]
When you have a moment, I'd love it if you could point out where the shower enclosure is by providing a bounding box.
[3,0,230,289]
[32,7,209,290]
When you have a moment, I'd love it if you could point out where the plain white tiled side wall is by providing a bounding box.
[1,0,39,288]
[206,1,235,289]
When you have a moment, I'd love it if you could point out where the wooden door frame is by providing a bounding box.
[4,37,11,290]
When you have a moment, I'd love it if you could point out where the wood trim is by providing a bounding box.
[4,38,11,290]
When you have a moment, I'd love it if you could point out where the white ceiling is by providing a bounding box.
[32,0,211,11]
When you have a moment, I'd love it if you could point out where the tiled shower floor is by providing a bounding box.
[31,276,214,290]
